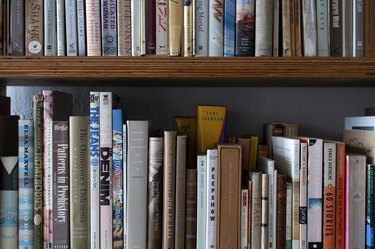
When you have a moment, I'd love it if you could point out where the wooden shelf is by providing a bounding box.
[1,56,375,86]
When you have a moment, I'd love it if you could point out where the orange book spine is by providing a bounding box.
[335,142,345,249]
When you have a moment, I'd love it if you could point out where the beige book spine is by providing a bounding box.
[25,0,43,56]
[169,0,183,56]
[183,1,193,57]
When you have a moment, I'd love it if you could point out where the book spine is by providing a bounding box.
[353,0,364,57]
[286,182,292,249]
[301,0,317,56]
[9,0,24,55]
[86,0,102,56]
[329,0,343,56]
[65,0,78,56]
[208,0,223,56]
[146,0,156,55]
[343,0,353,57]
[131,0,146,56]
[195,0,209,56]
[335,143,346,249]
[255,0,273,56]
[183,0,193,56]
[223,0,235,56]
[273,0,280,56]
[277,175,287,249]
[42,90,54,249]
[117,0,132,56]
[122,124,128,249]
[247,181,252,249]
[148,137,164,249]
[112,109,123,249]
[185,169,197,249]
[365,0,375,56]
[235,0,254,56]
[367,164,375,249]
[316,0,329,56]
[25,0,43,56]
[156,0,168,55]
[127,121,148,249]
[162,131,177,249]
[294,0,303,56]
[100,92,113,249]
[241,189,249,249]
[261,174,269,249]
[33,94,44,249]
[251,172,261,249]
[18,120,34,249]
[196,155,207,249]
[52,121,70,249]
[205,149,217,248]
[69,116,89,249]
[282,0,292,56]
[102,0,118,55]
[77,0,86,56]
[56,0,66,56]
[169,0,183,56]
[299,143,307,249]
[44,0,56,55]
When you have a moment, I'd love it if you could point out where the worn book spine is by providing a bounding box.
[185,169,197,249]
[183,0,193,56]
[235,0,255,56]
[148,137,163,249]
[316,0,329,56]
[299,142,308,249]
[208,0,223,56]
[365,0,375,56]
[205,149,217,248]
[353,0,364,57]
[102,0,118,55]
[44,0,56,55]
[196,155,207,249]
[302,0,317,56]
[56,0,66,56]
[117,0,132,56]
[255,0,273,56]
[52,121,69,249]
[156,0,168,55]
[366,164,375,249]
[69,116,89,249]
[100,92,113,249]
[169,0,183,56]
[335,142,345,249]
[77,0,86,56]
[223,0,235,56]
[33,94,43,249]
[9,0,24,55]
[195,0,209,56]
[261,173,269,249]
[65,0,78,56]
[241,189,248,249]
[127,121,148,249]
[112,109,123,249]
[25,0,43,56]
[131,0,146,55]
[19,120,34,249]
[277,175,287,249]
[330,0,343,56]
[273,0,280,56]
[86,0,102,56]
[343,0,353,57]
[146,0,156,55]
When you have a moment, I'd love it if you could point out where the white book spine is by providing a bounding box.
[299,143,308,249]
[127,121,148,249]
[131,0,146,55]
[205,149,217,248]
[56,0,66,56]
[122,124,128,249]
[272,170,277,249]
[353,0,364,57]
[44,0,57,56]
[273,0,280,56]
[99,92,113,249]
[241,189,249,249]
[65,0,78,56]
[90,92,100,249]
[195,0,209,56]
[316,0,329,56]
[77,0,86,56]
[208,0,224,56]
[86,0,102,56]
[156,0,168,55]
[286,182,292,249]
[196,155,207,249]
[302,0,317,56]
[255,0,273,56]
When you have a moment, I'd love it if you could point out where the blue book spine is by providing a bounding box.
[224,0,235,56]
[101,0,118,55]
[366,164,374,249]
[19,120,34,249]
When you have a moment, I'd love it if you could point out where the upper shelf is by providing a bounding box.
[1,56,375,86]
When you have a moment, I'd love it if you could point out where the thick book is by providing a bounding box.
[365,0,375,57]
[18,120,34,249]
[169,0,183,56]
[366,164,375,249]
[255,0,273,56]
[102,0,118,55]
[276,175,287,249]
[301,0,317,56]
[77,0,86,56]
[185,169,197,249]
[52,121,70,249]
[100,92,113,249]
[299,142,308,249]
[86,0,102,56]
[174,117,196,169]
[208,0,224,56]
[195,0,209,56]
[148,137,163,249]
[235,0,255,56]
[216,144,242,249]
[329,0,343,56]
[156,0,168,55]
[183,0,193,56]
[65,0,78,56]
[131,0,146,56]
[25,0,43,56]
[250,172,262,249]
[343,0,353,57]
[316,0,329,56]
[261,173,269,249]
[56,0,66,56]
[69,116,89,249]
[353,0,365,57]
[206,149,217,249]
[127,120,149,249]
[224,0,235,56]
[146,0,156,55]
[0,115,19,249]
[335,142,346,249]
[44,0,57,55]
[196,105,226,154]
[196,155,207,249]
[112,109,123,249]
[117,0,132,56]
[9,0,24,55]
[241,189,248,249]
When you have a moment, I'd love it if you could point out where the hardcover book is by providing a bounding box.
[86,0,102,56]
[276,175,287,249]
[174,117,196,169]
[208,0,224,56]
[206,149,217,249]
[316,0,329,56]
[261,173,269,249]
[118,0,132,56]
[65,0,78,56]
[185,169,197,249]
[131,0,146,55]
[241,189,248,249]
[9,0,24,55]
[353,0,365,57]
[329,0,343,56]
[169,0,183,56]
[335,142,346,249]
[102,0,118,55]
[235,0,255,56]
[183,0,193,56]
[254,0,273,56]
[25,0,43,56]
[237,138,250,170]
[302,0,317,56]
[44,0,57,55]
[224,0,235,56]
[156,0,168,55]
[56,0,66,56]
[195,0,209,56]
[146,0,156,55]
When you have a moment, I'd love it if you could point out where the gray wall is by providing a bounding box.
[7,85,375,141]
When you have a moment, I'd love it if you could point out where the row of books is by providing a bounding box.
[1,0,374,57]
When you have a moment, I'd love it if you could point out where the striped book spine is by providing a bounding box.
[77,0,86,56]
[56,0,66,56]
[65,0,78,55]
[224,0,235,56]
[208,0,224,56]
[86,0,102,56]
[44,0,57,55]
[18,120,34,249]
[102,0,118,55]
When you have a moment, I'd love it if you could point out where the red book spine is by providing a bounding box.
[335,142,345,249]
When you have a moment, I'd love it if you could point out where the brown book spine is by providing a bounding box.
[174,117,197,169]
[282,0,292,56]
[289,0,296,56]
[276,175,287,249]
[365,0,375,56]
[25,0,43,56]
[185,169,197,249]
[335,142,345,249]
[294,0,302,56]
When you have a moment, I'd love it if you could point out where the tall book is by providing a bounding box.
[69,116,89,249]
[299,142,307,249]
[224,0,235,56]
[261,173,269,249]
[216,144,242,249]
[118,0,132,56]
[52,121,70,249]
[329,0,343,56]
[235,0,255,56]
[146,0,156,55]
[250,172,262,249]
[44,0,57,55]
[196,105,226,154]
[301,0,317,56]
[174,117,196,169]
[208,0,224,56]
[122,123,128,248]
[345,153,366,249]
[365,0,375,57]
[366,164,375,249]
[127,120,149,249]
[131,0,146,55]
[100,92,113,249]
[33,94,44,249]
[169,0,183,56]
[56,0,66,56]
[148,137,163,249]
[185,169,197,249]
[65,0,78,56]
[156,0,168,55]
[273,0,280,56]
[112,109,123,249]
[246,179,252,249]
[77,0,86,56]
[86,0,102,56]
[0,116,19,249]
[353,0,365,57]
[282,0,292,56]
[343,0,353,57]
[8,0,24,55]
[18,120,34,249]
[206,149,217,249]
[255,0,273,56]
[196,155,207,249]
[195,0,209,56]
[316,0,329,56]
[294,0,303,56]
[335,142,346,249]
[25,0,43,56]
[183,0,193,56]
[241,188,249,249]
[276,175,287,249]
[102,0,118,55]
